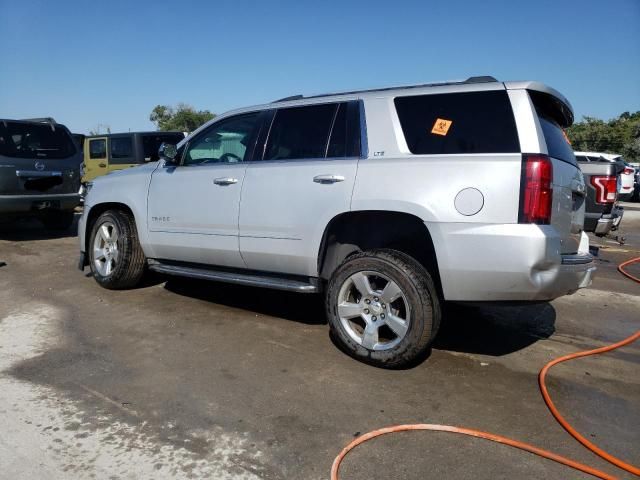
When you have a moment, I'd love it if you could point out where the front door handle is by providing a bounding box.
[99,163,106,168]
[213,177,238,186]
[313,174,345,184]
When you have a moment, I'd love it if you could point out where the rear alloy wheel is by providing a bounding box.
[89,210,146,289]
[42,211,75,231]
[326,249,441,368]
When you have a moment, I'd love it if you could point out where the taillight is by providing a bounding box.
[590,176,617,204]
[519,154,553,224]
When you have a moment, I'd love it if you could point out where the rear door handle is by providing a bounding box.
[213,177,238,186]
[313,174,345,184]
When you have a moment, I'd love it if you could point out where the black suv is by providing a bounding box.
[0,118,82,230]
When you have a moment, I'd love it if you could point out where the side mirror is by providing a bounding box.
[159,143,178,164]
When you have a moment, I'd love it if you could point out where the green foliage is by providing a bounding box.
[150,103,215,133]
[567,111,640,163]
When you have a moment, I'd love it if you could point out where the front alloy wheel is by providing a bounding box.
[88,210,146,289]
[93,221,120,276]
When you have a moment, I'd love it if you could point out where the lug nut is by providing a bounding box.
[365,299,371,304]
[382,303,386,309]
[374,297,379,302]
[381,313,385,319]
[364,309,370,314]
[372,316,377,321]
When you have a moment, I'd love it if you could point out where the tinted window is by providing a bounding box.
[265,104,336,160]
[529,90,577,166]
[537,115,576,166]
[89,139,106,159]
[0,122,75,159]
[184,113,259,166]
[327,102,361,158]
[394,91,520,155]
[110,137,134,164]
[142,133,185,161]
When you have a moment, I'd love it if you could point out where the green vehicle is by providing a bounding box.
[82,131,185,182]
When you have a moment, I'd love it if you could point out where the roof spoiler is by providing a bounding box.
[504,81,574,127]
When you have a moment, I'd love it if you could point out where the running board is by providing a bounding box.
[148,262,318,293]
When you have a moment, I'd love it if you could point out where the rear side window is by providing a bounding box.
[263,102,360,161]
[394,91,520,155]
[110,137,135,164]
[529,91,577,166]
[89,139,106,159]
[0,121,75,159]
[265,104,336,160]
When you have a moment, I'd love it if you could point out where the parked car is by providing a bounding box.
[78,77,595,367]
[574,153,624,236]
[82,131,185,183]
[575,152,634,201]
[0,117,82,229]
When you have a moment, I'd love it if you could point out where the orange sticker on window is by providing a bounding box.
[562,129,572,145]
[431,118,452,136]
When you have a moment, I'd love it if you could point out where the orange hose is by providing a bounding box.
[618,256,640,284]
[539,330,640,476]
[331,256,640,480]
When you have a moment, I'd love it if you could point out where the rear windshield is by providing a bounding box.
[528,91,577,167]
[142,133,185,161]
[0,121,76,159]
[394,90,520,155]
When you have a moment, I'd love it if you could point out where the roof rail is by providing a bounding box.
[21,117,58,124]
[271,76,499,103]
[272,94,304,103]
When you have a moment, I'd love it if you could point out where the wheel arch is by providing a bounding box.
[317,210,442,296]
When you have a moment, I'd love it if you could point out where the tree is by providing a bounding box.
[89,124,111,135]
[567,111,640,163]
[150,103,215,132]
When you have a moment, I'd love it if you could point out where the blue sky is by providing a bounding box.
[0,0,638,133]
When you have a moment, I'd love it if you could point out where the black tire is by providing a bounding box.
[42,211,75,231]
[88,210,146,289]
[326,249,441,368]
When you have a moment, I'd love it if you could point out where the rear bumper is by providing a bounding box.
[427,222,596,302]
[584,208,622,237]
[0,193,81,214]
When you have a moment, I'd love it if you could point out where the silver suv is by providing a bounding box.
[78,76,595,367]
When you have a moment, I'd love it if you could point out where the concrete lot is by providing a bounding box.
[0,204,638,479]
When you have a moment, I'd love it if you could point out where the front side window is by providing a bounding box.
[89,139,106,159]
[184,113,259,166]
[394,91,520,155]
[264,104,336,160]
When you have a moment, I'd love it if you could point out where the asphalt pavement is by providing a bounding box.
[0,204,638,479]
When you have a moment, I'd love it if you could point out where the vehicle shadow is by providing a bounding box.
[0,215,79,241]
[434,302,556,356]
[163,277,327,325]
[164,277,556,356]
